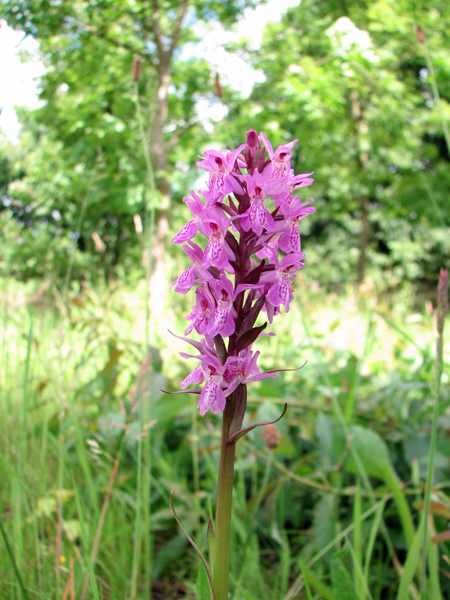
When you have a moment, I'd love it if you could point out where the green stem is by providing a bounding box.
[420,272,447,596]
[213,395,237,600]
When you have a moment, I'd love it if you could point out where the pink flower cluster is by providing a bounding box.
[171,130,315,416]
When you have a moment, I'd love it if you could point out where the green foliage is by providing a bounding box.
[331,554,359,600]
[1,278,448,599]
[0,0,265,281]
[197,562,212,600]
[219,0,450,287]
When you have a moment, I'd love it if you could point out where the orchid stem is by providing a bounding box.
[213,392,238,600]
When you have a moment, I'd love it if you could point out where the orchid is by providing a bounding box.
[234,169,276,236]
[260,131,298,178]
[170,242,213,294]
[196,145,245,202]
[171,191,207,243]
[265,167,314,212]
[169,130,315,600]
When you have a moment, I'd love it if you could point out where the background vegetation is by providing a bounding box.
[0,0,449,599]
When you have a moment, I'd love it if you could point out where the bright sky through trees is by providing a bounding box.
[0,0,298,143]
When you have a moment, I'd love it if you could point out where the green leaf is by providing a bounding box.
[207,519,215,575]
[299,560,336,600]
[312,494,336,563]
[331,555,359,600]
[299,560,314,600]
[395,519,424,600]
[315,414,335,470]
[197,562,211,600]
[334,425,393,480]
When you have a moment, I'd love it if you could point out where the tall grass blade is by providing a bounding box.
[363,495,387,583]
[420,269,447,594]
[0,519,30,600]
[395,519,424,600]
[80,445,123,600]
[73,479,100,600]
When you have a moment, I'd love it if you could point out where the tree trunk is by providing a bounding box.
[356,195,370,285]
[148,57,171,334]
[351,89,371,285]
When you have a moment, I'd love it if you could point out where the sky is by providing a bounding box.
[0,0,299,143]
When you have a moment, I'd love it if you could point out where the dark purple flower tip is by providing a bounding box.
[245,129,260,159]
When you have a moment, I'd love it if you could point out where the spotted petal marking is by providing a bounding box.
[267,277,291,309]
[172,266,195,294]
[208,307,236,337]
[171,220,198,244]
[198,381,226,416]
[279,225,300,254]
[181,366,204,389]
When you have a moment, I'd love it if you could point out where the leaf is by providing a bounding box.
[226,403,287,446]
[100,348,123,378]
[170,491,215,600]
[224,230,239,253]
[234,322,267,353]
[214,335,227,366]
[197,561,211,600]
[396,519,424,600]
[312,494,336,563]
[207,519,215,574]
[240,296,266,334]
[298,560,314,600]
[364,495,387,583]
[432,530,450,543]
[416,501,450,520]
[315,414,335,470]
[334,424,393,480]
[242,259,266,285]
[73,480,100,600]
[228,384,247,438]
[299,560,336,600]
[331,555,359,600]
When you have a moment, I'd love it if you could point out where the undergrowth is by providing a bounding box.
[0,276,449,600]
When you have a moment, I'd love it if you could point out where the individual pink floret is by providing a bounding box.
[234,170,275,236]
[279,199,315,254]
[265,168,314,212]
[185,286,215,335]
[170,242,213,294]
[180,354,227,416]
[223,348,278,396]
[196,145,245,203]
[260,131,298,178]
[207,275,264,338]
[199,209,233,271]
[171,191,207,244]
[261,251,305,311]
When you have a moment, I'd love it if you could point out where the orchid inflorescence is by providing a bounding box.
[170,129,315,417]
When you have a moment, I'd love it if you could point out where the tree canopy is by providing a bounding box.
[1,0,449,290]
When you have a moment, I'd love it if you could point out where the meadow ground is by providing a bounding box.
[1,275,449,600]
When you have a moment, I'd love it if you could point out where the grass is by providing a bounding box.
[0,275,449,600]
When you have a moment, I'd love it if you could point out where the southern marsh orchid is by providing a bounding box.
[169,130,315,600]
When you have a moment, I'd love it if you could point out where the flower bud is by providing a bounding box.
[133,56,142,82]
[245,129,261,160]
[262,423,281,450]
[214,73,224,98]
[415,26,426,44]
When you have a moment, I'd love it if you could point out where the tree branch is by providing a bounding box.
[169,0,189,56]
[151,0,164,60]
